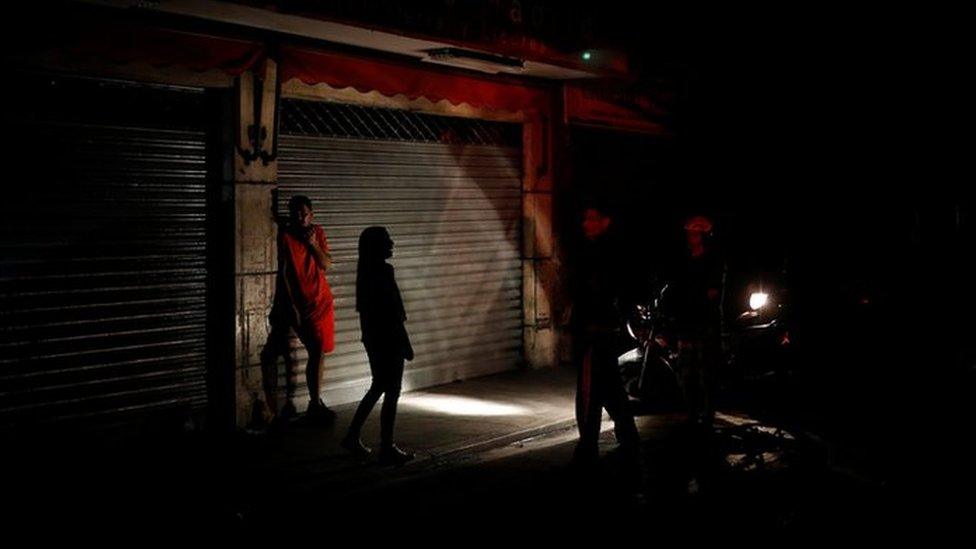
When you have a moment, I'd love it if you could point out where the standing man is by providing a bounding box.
[667,214,725,426]
[260,195,337,425]
[570,202,640,464]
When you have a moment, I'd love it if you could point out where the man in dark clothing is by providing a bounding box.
[570,205,640,464]
[666,215,725,426]
[341,226,415,466]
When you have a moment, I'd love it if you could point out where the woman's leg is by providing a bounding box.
[379,357,405,449]
[304,340,324,406]
[259,325,286,417]
[346,381,383,439]
[300,316,333,413]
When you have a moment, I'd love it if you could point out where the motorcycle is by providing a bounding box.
[725,275,792,384]
[618,272,794,411]
[617,282,684,410]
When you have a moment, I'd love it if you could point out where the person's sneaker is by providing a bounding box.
[340,436,371,460]
[267,401,298,432]
[378,445,415,466]
[304,400,337,426]
[570,444,599,467]
[278,401,298,422]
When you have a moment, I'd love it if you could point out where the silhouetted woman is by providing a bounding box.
[341,227,415,465]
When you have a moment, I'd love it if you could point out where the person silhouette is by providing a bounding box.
[341,227,415,465]
[571,203,640,465]
[667,214,725,427]
[259,195,336,427]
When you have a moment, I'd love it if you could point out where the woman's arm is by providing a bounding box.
[304,226,332,272]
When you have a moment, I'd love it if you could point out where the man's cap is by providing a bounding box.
[684,215,714,233]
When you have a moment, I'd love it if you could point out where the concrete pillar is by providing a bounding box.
[522,112,562,369]
[233,63,279,428]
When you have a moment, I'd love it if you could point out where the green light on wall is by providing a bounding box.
[582,51,592,61]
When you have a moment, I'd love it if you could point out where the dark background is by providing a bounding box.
[563,4,973,497]
[1,1,968,525]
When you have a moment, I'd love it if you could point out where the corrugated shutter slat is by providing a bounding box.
[0,79,209,432]
[276,114,523,404]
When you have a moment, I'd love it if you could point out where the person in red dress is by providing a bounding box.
[260,195,336,425]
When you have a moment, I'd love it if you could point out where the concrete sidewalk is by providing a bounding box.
[242,366,578,496]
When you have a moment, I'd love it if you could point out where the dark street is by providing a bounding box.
[9,367,970,539]
[1,1,969,540]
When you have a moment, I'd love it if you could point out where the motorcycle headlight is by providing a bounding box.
[749,292,769,310]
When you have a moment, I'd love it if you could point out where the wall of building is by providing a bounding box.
[8,11,569,430]
[232,71,564,428]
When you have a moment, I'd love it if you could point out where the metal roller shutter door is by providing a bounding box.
[0,75,212,433]
[277,99,523,406]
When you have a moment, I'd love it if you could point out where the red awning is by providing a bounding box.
[563,83,669,135]
[17,17,549,113]
[279,45,550,115]
[41,23,265,76]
